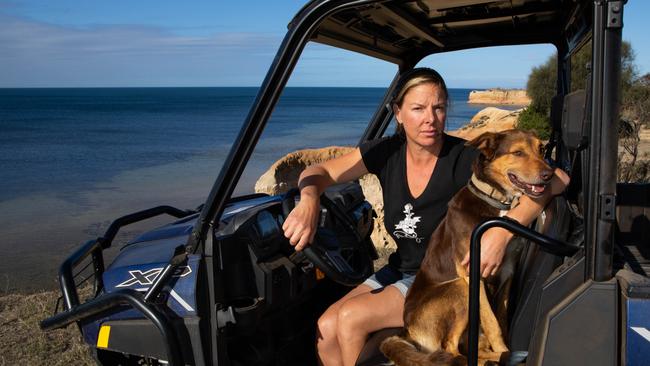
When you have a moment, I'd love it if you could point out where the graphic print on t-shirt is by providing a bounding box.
[393,203,424,243]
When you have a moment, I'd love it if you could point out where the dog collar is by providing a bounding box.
[467,174,518,211]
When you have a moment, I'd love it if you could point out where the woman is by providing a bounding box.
[282,68,568,366]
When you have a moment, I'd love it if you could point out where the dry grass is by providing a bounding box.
[0,289,94,366]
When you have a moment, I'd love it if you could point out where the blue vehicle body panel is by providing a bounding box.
[626,298,650,365]
[80,194,281,346]
[81,254,200,346]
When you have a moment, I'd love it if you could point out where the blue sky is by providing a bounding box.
[0,0,647,88]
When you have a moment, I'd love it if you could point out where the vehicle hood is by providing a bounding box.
[106,194,281,270]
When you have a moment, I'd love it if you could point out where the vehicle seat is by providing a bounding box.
[509,87,589,352]
[356,327,401,366]
[507,196,579,351]
[615,183,650,276]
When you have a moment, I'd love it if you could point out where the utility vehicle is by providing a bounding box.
[41,0,650,365]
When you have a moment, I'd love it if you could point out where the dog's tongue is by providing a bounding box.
[529,184,546,194]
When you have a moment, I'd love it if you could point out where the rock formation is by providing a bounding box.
[254,146,355,195]
[468,89,531,105]
[448,107,522,141]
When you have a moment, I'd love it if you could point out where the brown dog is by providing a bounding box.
[380,130,553,366]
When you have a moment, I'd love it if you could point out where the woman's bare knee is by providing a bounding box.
[336,299,371,341]
[336,287,405,341]
[316,285,373,366]
[318,285,368,339]
[317,310,338,343]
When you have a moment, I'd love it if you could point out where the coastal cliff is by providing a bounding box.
[468,89,531,105]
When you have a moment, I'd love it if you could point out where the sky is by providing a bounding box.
[0,0,648,89]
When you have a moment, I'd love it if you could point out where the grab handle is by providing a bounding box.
[467,217,579,366]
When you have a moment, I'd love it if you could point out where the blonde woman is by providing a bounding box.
[282,68,569,366]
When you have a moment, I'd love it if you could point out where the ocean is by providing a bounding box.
[0,87,508,291]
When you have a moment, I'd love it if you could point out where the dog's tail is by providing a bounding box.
[380,336,466,366]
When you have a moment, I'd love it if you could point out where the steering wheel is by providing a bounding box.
[282,188,374,287]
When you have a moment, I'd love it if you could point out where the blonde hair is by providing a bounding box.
[392,68,448,137]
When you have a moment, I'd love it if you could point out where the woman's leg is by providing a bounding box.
[336,286,405,366]
[316,284,374,366]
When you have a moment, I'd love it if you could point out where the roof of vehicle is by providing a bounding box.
[297,0,592,65]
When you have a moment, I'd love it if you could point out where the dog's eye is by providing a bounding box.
[512,151,524,157]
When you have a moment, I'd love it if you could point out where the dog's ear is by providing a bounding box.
[466,132,504,160]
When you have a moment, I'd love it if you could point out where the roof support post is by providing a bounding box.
[585,0,623,281]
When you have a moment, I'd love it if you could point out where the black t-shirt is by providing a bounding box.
[360,134,478,273]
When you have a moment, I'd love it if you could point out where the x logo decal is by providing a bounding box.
[116,268,162,288]
[115,266,192,288]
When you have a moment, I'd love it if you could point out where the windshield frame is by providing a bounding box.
[189,0,622,288]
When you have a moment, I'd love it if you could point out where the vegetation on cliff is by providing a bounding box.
[519,40,649,182]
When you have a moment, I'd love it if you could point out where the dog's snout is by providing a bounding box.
[540,168,553,181]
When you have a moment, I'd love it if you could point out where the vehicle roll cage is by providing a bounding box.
[190,0,622,278]
[188,0,623,364]
[41,1,624,365]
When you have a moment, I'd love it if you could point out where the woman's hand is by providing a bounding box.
[461,227,511,278]
[281,148,368,251]
[547,167,571,197]
[460,168,570,278]
[282,195,321,251]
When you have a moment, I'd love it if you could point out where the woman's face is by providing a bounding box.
[394,82,447,149]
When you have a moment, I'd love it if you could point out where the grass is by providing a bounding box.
[0,289,94,366]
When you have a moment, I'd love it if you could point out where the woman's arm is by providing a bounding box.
[282,148,369,251]
[461,168,571,277]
